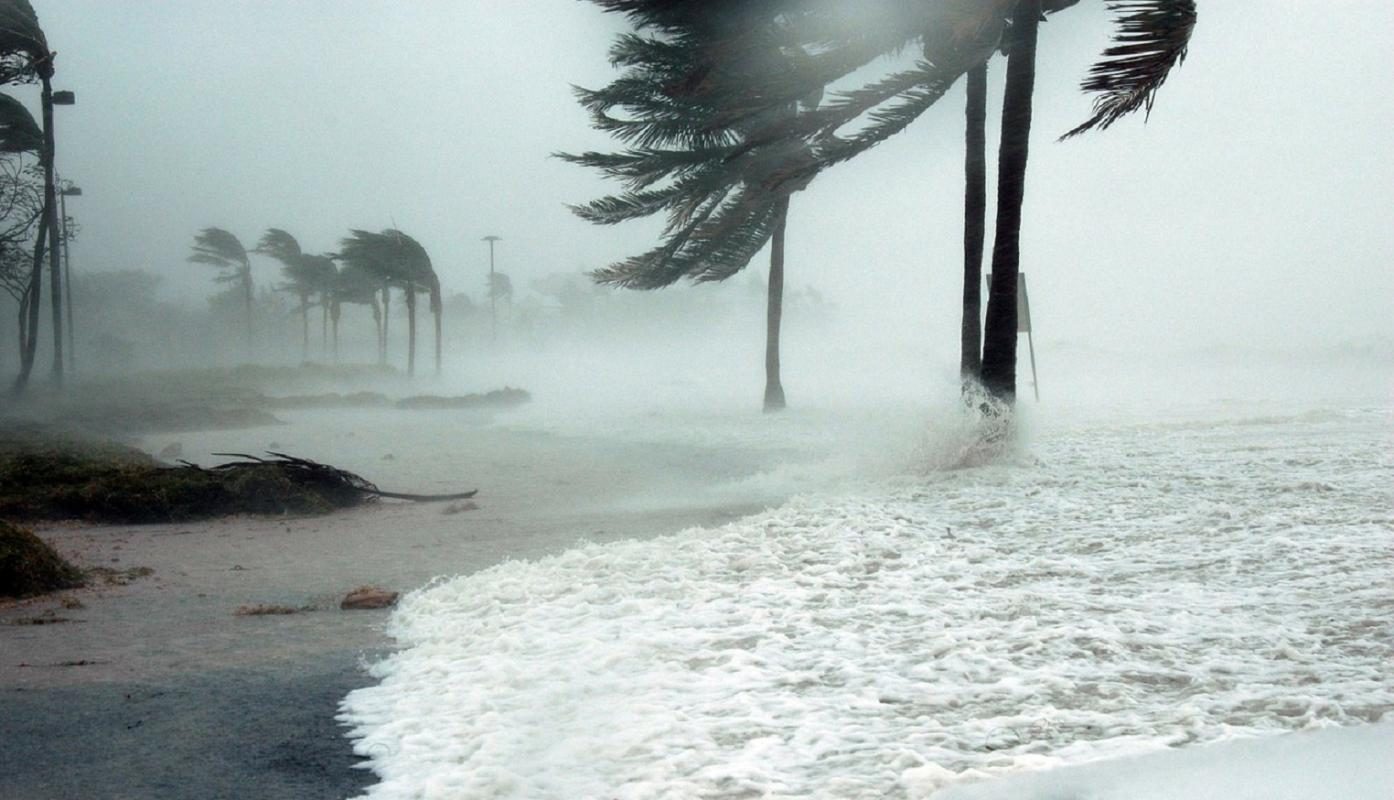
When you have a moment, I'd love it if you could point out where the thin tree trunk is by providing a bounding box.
[432,306,441,376]
[321,293,329,356]
[41,76,63,385]
[371,296,383,365]
[299,293,309,361]
[980,0,1040,405]
[331,300,341,363]
[379,284,390,366]
[960,63,988,387]
[12,210,48,394]
[763,196,789,412]
[242,264,253,362]
[405,283,417,378]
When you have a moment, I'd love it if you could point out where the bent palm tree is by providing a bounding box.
[337,229,442,377]
[189,227,253,357]
[330,260,383,364]
[255,228,313,359]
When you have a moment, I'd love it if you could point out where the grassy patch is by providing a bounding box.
[0,520,85,599]
[0,431,376,524]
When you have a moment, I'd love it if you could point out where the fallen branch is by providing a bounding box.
[212,452,477,503]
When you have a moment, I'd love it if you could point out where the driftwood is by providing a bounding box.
[208,452,478,503]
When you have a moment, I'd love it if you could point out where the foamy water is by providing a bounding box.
[339,400,1393,799]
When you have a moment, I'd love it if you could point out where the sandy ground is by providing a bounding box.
[0,410,791,800]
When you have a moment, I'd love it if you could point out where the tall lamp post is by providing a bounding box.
[482,235,501,342]
[45,88,75,384]
[58,181,81,375]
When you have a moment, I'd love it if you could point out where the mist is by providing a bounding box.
[2,3,1391,800]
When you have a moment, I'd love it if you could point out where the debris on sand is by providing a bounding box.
[1,430,477,523]
[341,586,399,610]
[234,603,308,617]
[442,501,480,515]
[0,520,85,599]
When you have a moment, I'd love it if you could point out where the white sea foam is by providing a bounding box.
[340,403,1393,799]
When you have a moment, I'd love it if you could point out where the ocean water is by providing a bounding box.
[339,388,1394,799]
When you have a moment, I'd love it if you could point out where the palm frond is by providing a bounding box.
[0,0,49,83]
[1061,0,1196,139]
[0,92,40,153]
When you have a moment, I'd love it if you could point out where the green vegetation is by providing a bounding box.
[0,519,83,598]
[0,430,377,523]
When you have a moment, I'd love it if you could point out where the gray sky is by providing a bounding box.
[32,0,1394,356]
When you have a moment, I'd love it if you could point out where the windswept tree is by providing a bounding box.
[337,229,442,376]
[256,228,342,361]
[329,259,384,364]
[564,3,824,411]
[1,0,60,392]
[571,0,1195,409]
[188,227,254,355]
[255,228,311,358]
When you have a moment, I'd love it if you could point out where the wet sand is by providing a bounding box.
[1,412,789,800]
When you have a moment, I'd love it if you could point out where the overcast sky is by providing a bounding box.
[28,0,1394,356]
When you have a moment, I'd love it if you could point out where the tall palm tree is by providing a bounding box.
[188,227,253,356]
[565,7,821,411]
[301,254,338,357]
[978,1,1041,403]
[255,228,312,359]
[337,229,442,377]
[575,0,1195,408]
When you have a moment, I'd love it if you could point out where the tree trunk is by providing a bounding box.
[331,300,341,363]
[763,196,789,412]
[980,0,1040,405]
[242,264,253,362]
[12,211,48,394]
[379,284,390,366]
[321,293,329,356]
[405,283,417,378]
[371,295,383,365]
[41,76,62,386]
[960,63,988,387]
[300,293,310,361]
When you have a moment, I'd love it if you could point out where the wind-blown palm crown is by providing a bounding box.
[0,0,50,84]
[337,228,443,375]
[568,0,1195,287]
[0,92,40,153]
[189,227,250,283]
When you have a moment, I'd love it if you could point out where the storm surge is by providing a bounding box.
[339,401,1394,799]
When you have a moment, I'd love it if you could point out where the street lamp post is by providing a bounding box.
[45,87,75,385]
[59,182,81,375]
[482,235,501,342]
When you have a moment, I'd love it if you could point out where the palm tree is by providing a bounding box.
[188,227,253,356]
[565,7,822,411]
[302,254,338,357]
[255,228,312,359]
[329,259,383,364]
[575,0,1196,408]
[978,1,1042,403]
[337,229,442,377]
